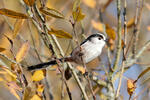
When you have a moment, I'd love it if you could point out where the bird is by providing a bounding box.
[27,33,107,71]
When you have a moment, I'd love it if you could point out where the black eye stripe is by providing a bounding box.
[99,35,104,40]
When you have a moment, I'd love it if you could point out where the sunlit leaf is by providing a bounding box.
[48,28,72,39]
[37,84,44,93]
[16,41,30,63]
[0,66,17,80]
[76,66,85,74]
[127,18,134,28]
[92,20,104,32]
[39,7,64,19]
[106,24,116,40]
[0,8,29,19]
[0,47,6,52]
[32,70,45,81]
[31,95,41,100]
[127,79,136,96]
[72,7,85,22]
[13,19,25,38]
[83,0,96,8]
[73,0,81,11]
[23,0,35,6]
[135,67,150,82]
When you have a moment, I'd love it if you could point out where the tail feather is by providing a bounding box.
[27,57,73,71]
[27,60,57,71]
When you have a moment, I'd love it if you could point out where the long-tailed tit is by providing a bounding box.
[28,33,107,71]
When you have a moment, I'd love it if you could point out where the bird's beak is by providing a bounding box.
[105,38,109,43]
[105,38,109,45]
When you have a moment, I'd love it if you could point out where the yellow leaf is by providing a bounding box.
[127,18,134,28]
[92,20,104,32]
[83,0,96,8]
[13,19,25,38]
[72,7,85,22]
[39,7,64,19]
[0,47,6,52]
[16,41,30,63]
[37,84,44,93]
[23,0,35,6]
[48,28,72,39]
[30,95,41,100]
[76,66,86,74]
[106,24,116,40]
[0,66,17,80]
[32,70,45,81]
[0,8,29,19]
[127,79,136,96]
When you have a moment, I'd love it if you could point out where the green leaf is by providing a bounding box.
[39,7,64,19]
[48,28,72,39]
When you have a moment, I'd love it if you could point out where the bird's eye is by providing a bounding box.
[98,35,104,40]
[98,37,101,40]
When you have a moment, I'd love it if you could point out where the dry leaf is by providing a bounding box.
[0,8,29,19]
[13,19,25,38]
[127,18,134,28]
[76,66,85,74]
[136,67,150,82]
[32,70,45,81]
[83,0,96,8]
[127,79,136,96]
[16,41,30,63]
[48,28,72,39]
[39,7,64,19]
[106,24,116,40]
[72,7,85,22]
[23,0,35,6]
[101,0,113,12]
[23,87,36,100]
[0,47,6,52]
[31,95,41,100]
[92,20,104,32]
[73,0,81,11]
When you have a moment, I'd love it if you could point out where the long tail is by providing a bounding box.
[27,57,73,71]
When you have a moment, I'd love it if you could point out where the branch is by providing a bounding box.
[113,0,122,71]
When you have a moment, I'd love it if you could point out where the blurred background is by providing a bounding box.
[0,0,150,100]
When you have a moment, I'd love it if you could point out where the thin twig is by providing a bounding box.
[132,0,144,58]
[115,0,127,98]
[113,0,122,71]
